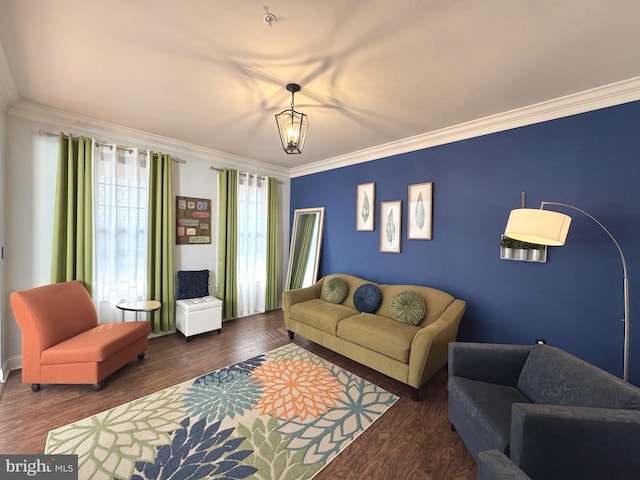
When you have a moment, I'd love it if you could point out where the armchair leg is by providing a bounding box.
[411,387,421,401]
[31,384,42,392]
[137,352,146,360]
[288,330,295,340]
[92,383,103,391]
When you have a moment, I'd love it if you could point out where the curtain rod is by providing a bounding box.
[38,129,186,164]
[210,166,285,184]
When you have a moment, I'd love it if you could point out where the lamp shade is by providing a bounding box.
[504,208,572,246]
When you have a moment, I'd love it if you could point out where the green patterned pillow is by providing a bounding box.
[321,277,349,304]
[389,290,426,325]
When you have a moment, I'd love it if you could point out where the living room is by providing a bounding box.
[1,2,640,479]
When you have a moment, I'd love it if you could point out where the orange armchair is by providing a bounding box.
[11,281,151,391]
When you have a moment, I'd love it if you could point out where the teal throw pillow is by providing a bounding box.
[321,277,349,304]
[353,283,382,313]
[390,290,426,325]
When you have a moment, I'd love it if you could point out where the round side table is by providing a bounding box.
[116,300,161,321]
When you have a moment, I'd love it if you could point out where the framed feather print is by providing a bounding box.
[356,182,375,231]
[408,182,433,240]
[380,200,402,253]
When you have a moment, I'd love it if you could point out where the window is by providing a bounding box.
[236,173,268,316]
[92,142,150,323]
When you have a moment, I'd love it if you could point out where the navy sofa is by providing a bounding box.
[448,342,640,480]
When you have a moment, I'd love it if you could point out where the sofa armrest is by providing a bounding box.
[448,342,532,387]
[408,299,466,388]
[282,279,324,326]
[477,450,531,480]
[510,403,640,480]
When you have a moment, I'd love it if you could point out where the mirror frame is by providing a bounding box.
[285,207,325,290]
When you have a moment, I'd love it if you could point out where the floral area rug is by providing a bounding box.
[45,343,399,479]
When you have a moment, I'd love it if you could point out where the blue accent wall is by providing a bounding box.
[290,100,640,386]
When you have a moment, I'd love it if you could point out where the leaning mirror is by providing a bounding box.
[286,207,325,290]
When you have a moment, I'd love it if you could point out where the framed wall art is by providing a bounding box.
[408,182,433,240]
[356,182,375,231]
[380,200,402,253]
[176,196,211,244]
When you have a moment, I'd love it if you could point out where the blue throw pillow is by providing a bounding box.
[177,270,209,300]
[353,283,382,313]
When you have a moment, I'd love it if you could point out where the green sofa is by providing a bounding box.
[282,273,466,400]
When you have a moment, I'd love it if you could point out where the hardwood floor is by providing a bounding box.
[0,310,476,480]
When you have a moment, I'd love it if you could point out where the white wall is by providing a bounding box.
[2,105,290,372]
[173,160,218,293]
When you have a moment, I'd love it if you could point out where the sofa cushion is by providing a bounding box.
[377,284,455,326]
[389,290,426,325]
[177,270,209,300]
[11,281,98,350]
[41,321,151,365]
[289,299,357,335]
[321,276,349,304]
[448,376,531,459]
[353,283,382,313]
[337,313,420,362]
[517,345,640,409]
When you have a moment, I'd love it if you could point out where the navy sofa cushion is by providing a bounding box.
[353,283,382,313]
[177,270,209,300]
[448,376,531,459]
[517,345,640,409]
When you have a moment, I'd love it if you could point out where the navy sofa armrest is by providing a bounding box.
[510,403,640,480]
[477,450,531,480]
[448,342,532,387]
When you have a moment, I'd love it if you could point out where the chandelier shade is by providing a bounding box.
[275,83,308,154]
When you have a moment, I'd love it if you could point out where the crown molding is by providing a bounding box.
[7,76,640,180]
[290,76,640,178]
[8,100,290,179]
[0,44,19,113]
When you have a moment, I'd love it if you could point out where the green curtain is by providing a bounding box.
[289,214,316,289]
[147,152,175,333]
[51,133,94,293]
[265,177,279,311]
[217,168,238,320]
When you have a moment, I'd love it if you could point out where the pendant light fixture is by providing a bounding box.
[275,83,309,154]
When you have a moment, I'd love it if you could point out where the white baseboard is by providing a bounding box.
[2,355,22,381]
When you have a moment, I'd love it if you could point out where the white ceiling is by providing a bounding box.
[1,0,640,171]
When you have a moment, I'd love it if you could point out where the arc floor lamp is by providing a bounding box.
[504,201,630,382]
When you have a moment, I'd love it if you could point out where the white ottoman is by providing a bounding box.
[176,296,223,341]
